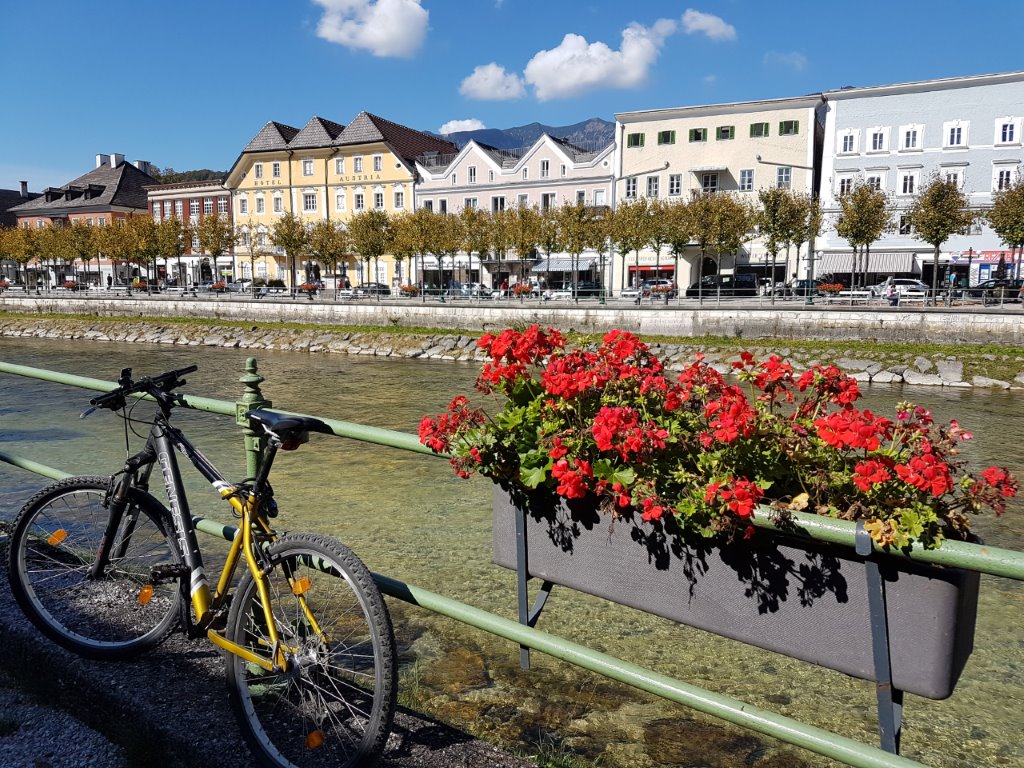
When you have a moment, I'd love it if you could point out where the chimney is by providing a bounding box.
[133,159,152,175]
[96,153,111,169]
[19,181,29,198]
[110,153,125,168]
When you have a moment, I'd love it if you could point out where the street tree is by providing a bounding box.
[709,193,755,306]
[95,220,134,288]
[646,197,671,283]
[756,187,798,304]
[67,221,97,285]
[985,171,1024,279]
[907,174,975,299]
[787,191,823,297]
[347,208,394,293]
[390,211,420,292]
[156,216,190,287]
[123,216,158,289]
[608,197,651,294]
[5,226,36,285]
[460,205,490,290]
[834,182,893,289]
[662,199,693,293]
[555,200,603,300]
[270,212,309,291]
[307,219,349,291]
[194,211,234,285]
[537,204,562,291]
[506,203,540,293]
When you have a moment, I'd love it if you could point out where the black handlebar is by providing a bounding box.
[90,365,199,410]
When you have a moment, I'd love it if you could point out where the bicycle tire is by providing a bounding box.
[7,476,183,660]
[225,532,397,768]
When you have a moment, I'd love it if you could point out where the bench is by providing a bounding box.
[832,290,874,304]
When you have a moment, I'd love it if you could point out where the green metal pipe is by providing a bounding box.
[372,573,923,768]
[0,450,71,481]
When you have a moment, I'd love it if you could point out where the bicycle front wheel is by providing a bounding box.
[226,532,397,768]
[6,476,182,660]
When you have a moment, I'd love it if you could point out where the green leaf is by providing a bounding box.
[592,459,635,486]
[519,464,548,489]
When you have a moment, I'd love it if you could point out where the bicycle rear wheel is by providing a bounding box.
[226,532,396,768]
[6,476,182,660]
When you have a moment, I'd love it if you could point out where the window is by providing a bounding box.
[191,235,200,250]
[840,133,856,153]
[174,201,182,217]
[238,197,247,215]
[335,158,344,175]
[517,194,529,207]
[372,192,383,209]
[779,120,799,136]
[541,193,556,211]
[658,130,676,145]
[900,124,922,150]
[522,168,528,180]
[776,167,792,189]
[217,198,228,214]
[190,200,200,217]
[335,192,345,211]
[463,197,477,210]
[701,173,718,193]
[451,173,457,185]
[838,177,854,195]
[625,177,637,198]
[999,121,1017,144]
[540,160,550,178]
[899,215,912,235]
[272,162,281,178]
[901,171,917,195]
[716,126,734,141]
[866,175,882,191]
[354,193,365,210]
[561,164,567,177]
[274,196,283,213]
[302,159,314,176]
[354,156,363,173]
[489,170,495,181]
[468,166,477,183]
[423,200,433,212]
[203,199,213,215]
[373,155,382,172]
[98,217,106,226]
[750,122,769,138]
[152,206,161,223]
[739,169,753,192]
[870,130,887,152]
[303,193,317,212]
[689,128,708,143]
[669,174,682,196]
[626,132,645,148]
[944,169,963,188]
[594,189,606,206]
[646,176,659,197]
[944,121,968,148]
[394,190,404,209]
[439,199,447,214]
[255,197,265,214]
[576,190,586,204]
[86,218,93,226]
[996,168,1015,190]
[163,202,172,217]
[254,163,263,179]
[492,196,505,212]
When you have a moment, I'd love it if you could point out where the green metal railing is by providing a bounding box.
[2,358,1022,768]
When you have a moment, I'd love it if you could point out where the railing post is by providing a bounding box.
[236,357,272,480]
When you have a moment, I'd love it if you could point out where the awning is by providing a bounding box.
[532,257,597,272]
[816,252,917,273]
[628,265,675,272]
[689,165,728,173]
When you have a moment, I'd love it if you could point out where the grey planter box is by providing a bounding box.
[492,486,979,700]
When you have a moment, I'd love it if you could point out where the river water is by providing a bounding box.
[1,337,1021,768]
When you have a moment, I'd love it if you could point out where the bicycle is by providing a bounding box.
[5,365,397,768]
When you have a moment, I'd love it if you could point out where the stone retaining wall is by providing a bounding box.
[3,316,1023,390]
[2,294,1023,345]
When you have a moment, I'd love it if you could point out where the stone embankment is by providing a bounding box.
[3,316,1024,389]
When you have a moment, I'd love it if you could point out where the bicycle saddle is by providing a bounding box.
[245,410,333,442]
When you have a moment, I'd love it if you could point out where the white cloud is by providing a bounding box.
[460,63,526,101]
[702,74,717,85]
[681,9,736,41]
[439,119,486,135]
[313,0,428,58]
[764,50,807,72]
[523,19,677,101]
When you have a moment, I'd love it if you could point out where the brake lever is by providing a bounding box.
[80,406,97,419]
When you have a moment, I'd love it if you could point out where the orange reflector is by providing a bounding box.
[291,577,312,596]
[305,730,324,750]
[47,529,68,546]
[138,585,154,605]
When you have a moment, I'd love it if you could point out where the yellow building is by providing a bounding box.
[225,112,456,287]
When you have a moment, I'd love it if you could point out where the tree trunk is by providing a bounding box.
[863,243,871,291]
[770,250,778,306]
[931,243,941,304]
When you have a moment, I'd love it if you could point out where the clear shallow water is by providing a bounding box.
[1,337,1021,768]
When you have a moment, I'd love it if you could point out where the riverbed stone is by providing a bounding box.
[914,356,934,372]
[872,370,898,383]
[935,360,964,382]
[850,371,871,382]
[836,358,873,371]
[972,376,1011,389]
[903,370,944,386]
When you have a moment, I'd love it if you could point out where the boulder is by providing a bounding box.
[971,376,1011,389]
[902,370,944,386]
[935,360,964,383]
[914,356,934,373]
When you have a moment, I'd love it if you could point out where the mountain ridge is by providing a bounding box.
[430,117,615,150]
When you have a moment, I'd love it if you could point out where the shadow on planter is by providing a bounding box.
[492,484,979,701]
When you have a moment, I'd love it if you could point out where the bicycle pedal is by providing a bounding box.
[150,563,189,583]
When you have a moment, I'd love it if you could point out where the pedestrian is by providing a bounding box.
[886,283,899,306]
[106,274,112,289]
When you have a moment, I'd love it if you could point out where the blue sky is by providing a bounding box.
[3,0,1022,189]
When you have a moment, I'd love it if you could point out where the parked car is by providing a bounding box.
[544,280,604,300]
[867,278,929,298]
[354,282,391,296]
[225,279,253,293]
[620,285,642,300]
[684,274,758,298]
[641,278,677,298]
[447,282,491,298]
[962,278,1024,301]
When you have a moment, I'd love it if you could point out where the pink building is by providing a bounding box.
[414,134,615,291]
